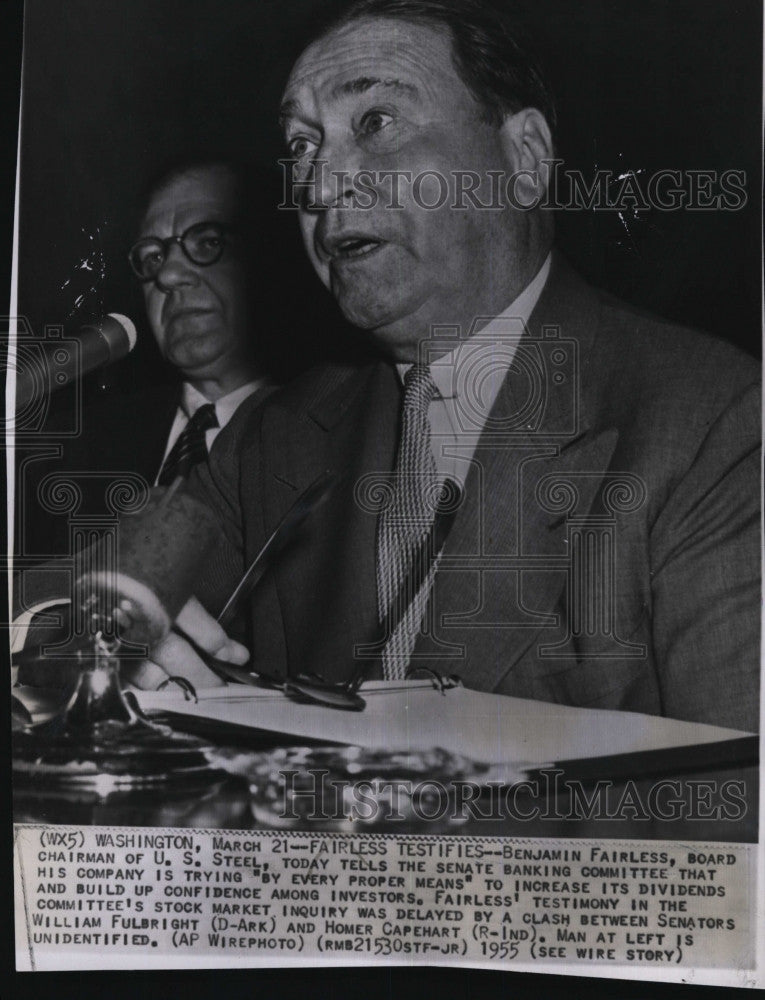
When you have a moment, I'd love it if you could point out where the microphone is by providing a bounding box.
[14,312,137,410]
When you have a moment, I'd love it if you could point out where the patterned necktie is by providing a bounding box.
[377,364,440,679]
[157,402,218,485]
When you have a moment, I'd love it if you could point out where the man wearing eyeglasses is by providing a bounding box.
[16,159,272,563]
[128,159,272,487]
[11,160,272,686]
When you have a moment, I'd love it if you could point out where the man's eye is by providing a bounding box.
[287,135,318,158]
[358,110,393,136]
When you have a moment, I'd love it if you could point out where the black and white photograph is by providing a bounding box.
[6,0,763,989]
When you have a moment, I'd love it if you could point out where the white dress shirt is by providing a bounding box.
[396,253,551,488]
[156,378,266,483]
[383,255,551,670]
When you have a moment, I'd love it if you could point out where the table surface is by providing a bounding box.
[13,721,760,842]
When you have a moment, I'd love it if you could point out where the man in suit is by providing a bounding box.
[15,159,272,560]
[11,160,272,683]
[72,1,765,731]
[129,158,271,486]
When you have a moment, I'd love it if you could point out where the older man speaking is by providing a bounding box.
[138,0,760,731]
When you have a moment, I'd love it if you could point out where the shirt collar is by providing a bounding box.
[397,252,551,399]
[180,378,265,424]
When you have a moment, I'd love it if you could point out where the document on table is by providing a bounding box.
[136,680,749,766]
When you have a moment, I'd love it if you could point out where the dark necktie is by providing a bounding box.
[376,364,440,679]
[157,403,218,485]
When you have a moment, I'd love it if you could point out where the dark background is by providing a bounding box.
[5,0,764,996]
[12,0,764,558]
[17,0,763,368]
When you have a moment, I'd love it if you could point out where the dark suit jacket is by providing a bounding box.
[189,255,760,731]
[15,380,180,561]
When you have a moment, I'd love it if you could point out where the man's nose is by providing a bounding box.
[303,134,364,211]
[153,242,200,292]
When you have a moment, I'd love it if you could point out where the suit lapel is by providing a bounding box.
[415,254,621,690]
[259,361,401,682]
[253,255,619,690]
[146,382,183,482]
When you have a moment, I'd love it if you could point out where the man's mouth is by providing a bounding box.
[164,306,214,325]
[321,234,385,261]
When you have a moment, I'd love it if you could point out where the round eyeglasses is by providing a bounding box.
[128,221,234,281]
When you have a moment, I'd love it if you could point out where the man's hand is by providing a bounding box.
[124,596,249,690]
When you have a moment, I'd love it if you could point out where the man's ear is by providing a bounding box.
[499,108,554,205]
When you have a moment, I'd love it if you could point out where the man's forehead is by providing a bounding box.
[281,17,459,112]
[140,168,238,233]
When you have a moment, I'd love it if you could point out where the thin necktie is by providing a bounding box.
[157,402,218,485]
[377,364,440,680]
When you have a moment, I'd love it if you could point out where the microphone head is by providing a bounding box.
[13,313,139,413]
[104,313,138,353]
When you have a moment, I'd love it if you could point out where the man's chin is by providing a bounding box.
[341,317,429,364]
[166,343,234,380]
[335,291,428,353]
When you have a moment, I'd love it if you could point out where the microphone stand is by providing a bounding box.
[12,483,236,795]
